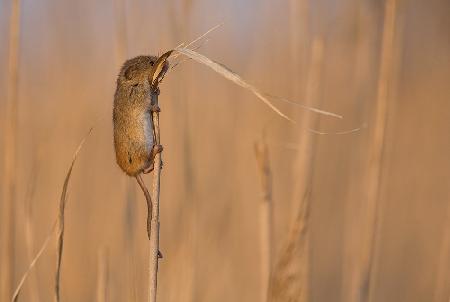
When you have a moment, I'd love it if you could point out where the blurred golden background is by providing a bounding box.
[1,0,449,301]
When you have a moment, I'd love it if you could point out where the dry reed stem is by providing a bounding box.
[148,88,163,302]
[288,0,308,98]
[11,222,57,302]
[96,248,109,302]
[1,0,21,300]
[113,0,128,67]
[124,183,139,302]
[112,1,137,300]
[11,129,92,302]
[133,91,163,302]
[353,0,397,301]
[53,219,64,302]
[341,3,375,300]
[254,139,273,302]
[134,54,167,302]
[268,188,312,302]
[23,166,40,302]
[268,37,324,302]
[8,163,40,302]
[167,5,197,300]
[433,202,450,302]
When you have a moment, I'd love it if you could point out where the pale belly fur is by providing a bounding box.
[142,111,154,151]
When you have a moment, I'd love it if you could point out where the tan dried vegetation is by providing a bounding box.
[1,0,449,302]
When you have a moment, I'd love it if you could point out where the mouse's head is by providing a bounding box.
[118,55,159,86]
[117,55,169,86]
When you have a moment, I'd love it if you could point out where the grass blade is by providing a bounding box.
[11,128,92,302]
[174,47,295,122]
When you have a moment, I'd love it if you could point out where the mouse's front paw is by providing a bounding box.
[150,104,161,113]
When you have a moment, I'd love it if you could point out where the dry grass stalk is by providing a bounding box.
[433,203,450,302]
[111,2,137,300]
[134,53,168,301]
[352,0,397,301]
[11,130,92,302]
[171,23,222,59]
[288,0,309,95]
[11,222,57,302]
[54,216,64,302]
[113,0,127,67]
[171,26,341,126]
[349,0,398,301]
[54,129,93,302]
[135,88,163,302]
[96,248,109,302]
[268,188,312,302]
[23,165,40,302]
[174,47,342,122]
[167,6,197,301]
[149,88,163,302]
[124,184,139,302]
[341,3,375,300]
[1,0,21,300]
[8,162,40,302]
[268,37,324,302]
[254,139,273,302]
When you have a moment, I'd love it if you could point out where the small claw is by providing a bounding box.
[151,144,163,156]
[150,104,161,113]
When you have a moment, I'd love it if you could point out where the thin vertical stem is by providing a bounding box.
[1,0,21,301]
[343,2,375,301]
[23,166,41,302]
[54,197,67,302]
[268,37,324,302]
[53,129,92,302]
[113,0,127,66]
[354,0,397,301]
[433,202,450,302]
[168,3,196,299]
[289,0,309,99]
[254,140,273,302]
[11,130,91,302]
[112,2,139,301]
[96,248,109,302]
[148,90,162,302]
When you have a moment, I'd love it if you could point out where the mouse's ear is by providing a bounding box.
[124,64,138,80]
[150,50,173,87]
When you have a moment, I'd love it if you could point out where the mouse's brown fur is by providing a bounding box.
[113,55,168,176]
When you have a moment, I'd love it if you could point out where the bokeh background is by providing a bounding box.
[1,0,449,301]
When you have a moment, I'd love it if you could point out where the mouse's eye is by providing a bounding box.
[150,61,154,66]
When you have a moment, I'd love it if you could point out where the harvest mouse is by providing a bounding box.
[113,54,170,177]
[113,52,172,240]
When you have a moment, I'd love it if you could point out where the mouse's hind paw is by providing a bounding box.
[143,162,154,174]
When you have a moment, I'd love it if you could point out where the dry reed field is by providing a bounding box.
[1,0,449,301]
